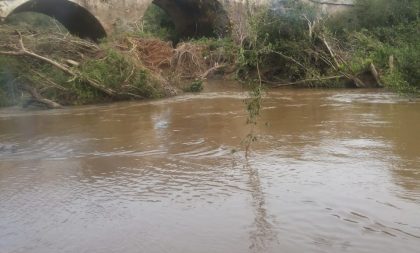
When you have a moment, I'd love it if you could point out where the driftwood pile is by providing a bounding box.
[117,37,174,72]
[0,26,236,108]
[0,27,232,108]
[117,37,230,80]
[0,28,115,108]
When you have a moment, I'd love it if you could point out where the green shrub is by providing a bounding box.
[237,0,322,82]
[183,80,203,92]
[330,0,419,33]
[326,0,419,94]
[339,21,419,93]
[79,49,162,100]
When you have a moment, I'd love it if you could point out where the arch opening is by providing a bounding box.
[141,3,177,42]
[6,0,106,41]
[145,0,230,41]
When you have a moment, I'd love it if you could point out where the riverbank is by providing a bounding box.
[0,25,242,108]
[0,0,418,109]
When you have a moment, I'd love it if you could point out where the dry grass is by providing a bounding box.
[116,37,174,72]
[171,42,208,79]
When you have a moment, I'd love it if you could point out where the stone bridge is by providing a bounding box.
[0,0,241,40]
[0,0,353,40]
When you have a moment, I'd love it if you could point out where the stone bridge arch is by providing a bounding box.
[0,0,234,40]
[0,0,111,40]
[149,0,231,38]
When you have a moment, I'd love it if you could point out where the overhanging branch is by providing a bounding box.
[307,0,355,7]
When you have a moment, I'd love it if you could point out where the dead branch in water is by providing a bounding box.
[19,83,62,109]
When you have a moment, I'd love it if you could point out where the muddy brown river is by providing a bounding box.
[1,82,419,253]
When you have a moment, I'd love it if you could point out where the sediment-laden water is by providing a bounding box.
[1,82,419,253]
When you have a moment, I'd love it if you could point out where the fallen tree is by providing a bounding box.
[0,27,176,107]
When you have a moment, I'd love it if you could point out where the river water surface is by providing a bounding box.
[1,82,419,253]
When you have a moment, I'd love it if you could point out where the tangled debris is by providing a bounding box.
[117,37,174,72]
[0,26,235,108]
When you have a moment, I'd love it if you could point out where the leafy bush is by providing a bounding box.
[330,0,420,93]
[190,37,238,66]
[330,0,419,32]
[183,79,203,92]
[236,0,323,82]
[80,49,162,100]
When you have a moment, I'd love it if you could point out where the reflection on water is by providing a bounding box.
[0,84,420,253]
[245,163,277,252]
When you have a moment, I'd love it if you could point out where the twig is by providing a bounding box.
[272,51,309,72]
[124,66,135,83]
[201,63,228,79]
[321,36,340,68]
[266,75,345,87]
[389,55,394,73]
[369,62,383,87]
[307,0,355,6]
[319,35,366,87]
[29,69,68,91]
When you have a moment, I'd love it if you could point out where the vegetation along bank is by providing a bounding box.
[0,0,418,108]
